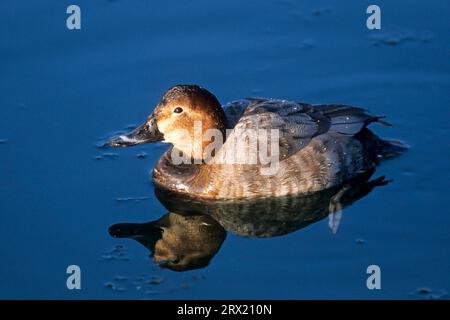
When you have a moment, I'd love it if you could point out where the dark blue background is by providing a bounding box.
[0,0,449,299]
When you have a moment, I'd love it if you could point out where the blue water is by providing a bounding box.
[0,0,449,299]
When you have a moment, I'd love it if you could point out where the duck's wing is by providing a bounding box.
[222,99,253,128]
[223,99,387,160]
[311,103,391,135]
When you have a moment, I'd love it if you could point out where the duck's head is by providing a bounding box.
[108,84,226,158]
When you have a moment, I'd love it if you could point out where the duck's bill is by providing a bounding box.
[107,116,164,147]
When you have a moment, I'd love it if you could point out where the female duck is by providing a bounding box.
[108,84,404,199]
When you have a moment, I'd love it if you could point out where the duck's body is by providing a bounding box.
[153,98,391,199]
[109,85,404,200]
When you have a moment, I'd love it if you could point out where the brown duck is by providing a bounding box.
[108,84,405,199]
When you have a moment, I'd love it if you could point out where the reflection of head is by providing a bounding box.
[109,212,226,272]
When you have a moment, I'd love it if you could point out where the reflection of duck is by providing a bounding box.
[109,169,388,271]
[155,168,389,237]
[108,84,405,200]
[109,213,226,272]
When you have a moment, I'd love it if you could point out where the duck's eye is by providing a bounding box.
[171,258,181,264]
[173,107,183,114]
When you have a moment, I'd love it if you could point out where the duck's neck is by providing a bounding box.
[152,147,212,196]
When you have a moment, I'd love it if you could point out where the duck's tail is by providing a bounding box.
[355,128,408,162]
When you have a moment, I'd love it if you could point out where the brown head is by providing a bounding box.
[108,85,226,160]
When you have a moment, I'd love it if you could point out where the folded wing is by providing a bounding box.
[223,99,388,160]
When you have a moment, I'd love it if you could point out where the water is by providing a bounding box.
[0,0,449,299]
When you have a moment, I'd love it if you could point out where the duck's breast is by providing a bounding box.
[199,133,367,199]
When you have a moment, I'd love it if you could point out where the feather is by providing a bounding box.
[223,99,386,161]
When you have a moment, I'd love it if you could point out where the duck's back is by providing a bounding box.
[153,99,402,199]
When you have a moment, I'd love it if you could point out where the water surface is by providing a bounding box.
[0,0,449,299]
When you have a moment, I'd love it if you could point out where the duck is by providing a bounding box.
[108,84,405,199]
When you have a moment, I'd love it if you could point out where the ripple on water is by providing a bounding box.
[147,276,164,285]
[180,283,191,289]
[96,124,138,148]
[410,288,448,300]
[109,274,171,296]
[99,245,131,262]
[295,39,315,50]
[369,29,434,47]
[192,274,206,281]
[116,196,150,203]
[312,6,332,17]
[95,152,118,160]
[136,152,147,159]
[104,282,126,292]
[103,272,206,297]
[113,275,128,282]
